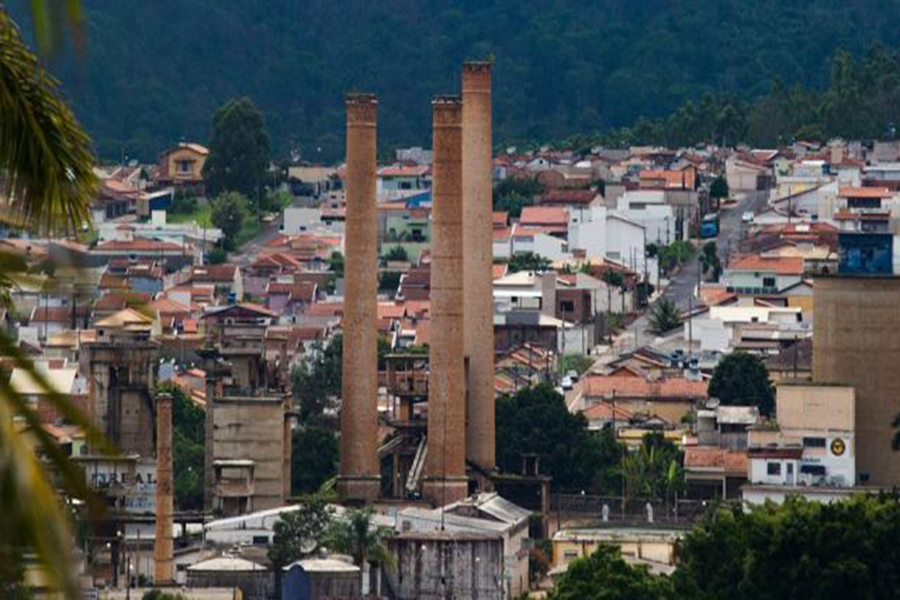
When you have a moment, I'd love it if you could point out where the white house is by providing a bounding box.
[743,384,857,506]
[722,255,804,293]
[615,190,676,246]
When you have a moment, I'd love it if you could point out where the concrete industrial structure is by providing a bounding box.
[83,309,158,456]
[154,392,175,585]
[423,95,468,505]
[337,93,382,502]
[462,61,496,472]
[813,275,900,485]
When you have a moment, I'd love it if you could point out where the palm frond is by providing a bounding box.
[0,328,110,596]
[0,9,96,236]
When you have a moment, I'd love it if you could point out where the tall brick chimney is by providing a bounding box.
[424,96,469,506]
[154,392,174,585]
[462,61,496,472]
[337,93,381,503]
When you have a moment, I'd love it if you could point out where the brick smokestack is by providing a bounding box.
[462,61,496,471]
[154,392,174,585]
[337,93,381,503]
[424,96,469,505]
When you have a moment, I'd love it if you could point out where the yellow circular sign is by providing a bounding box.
[831,438,846,456]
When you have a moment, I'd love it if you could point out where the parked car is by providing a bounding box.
[561,376,574,391]
[742,211,755,224]
[566,369,579,382]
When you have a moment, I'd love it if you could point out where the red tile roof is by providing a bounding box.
[539,189,598,206]
[728,255,804,276]
[519,206,568,227]
[684,446,748,475]
[838,186,892,199]
[584,374,708,400]
[97,239,183,252]
[379,165,429,177]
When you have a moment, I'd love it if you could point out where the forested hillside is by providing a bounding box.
[13,0,900,161]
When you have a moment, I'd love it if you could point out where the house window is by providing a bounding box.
[762,276,776,288]
[563,550,579,561]
[803,437,826,448]
[767,462,781,476]
[560,300,575,313]
[176,159,193,174]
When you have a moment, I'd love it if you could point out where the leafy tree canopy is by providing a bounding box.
[291,425,339,495]
[210,191,248,249]
[507,252,551,274]
[25,4,900,162]
[550,544,673,600]
[496,384,623,492]
[649,298,681,335]
[708,352,774,415]
[672,495,900,600]
[203,97,270,200]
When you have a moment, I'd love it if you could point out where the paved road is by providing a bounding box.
[622,190,770,348]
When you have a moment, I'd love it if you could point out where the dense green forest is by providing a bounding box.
[12,0,900,162]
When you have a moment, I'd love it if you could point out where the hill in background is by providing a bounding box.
[15,0,900,162]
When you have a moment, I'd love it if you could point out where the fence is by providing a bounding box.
[549,493,737,527]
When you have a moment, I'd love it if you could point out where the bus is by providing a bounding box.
[700,213,720,238]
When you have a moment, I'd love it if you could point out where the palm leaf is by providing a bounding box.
[0,9,97,236]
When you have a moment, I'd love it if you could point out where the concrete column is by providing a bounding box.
[337,93,381,503]
[154,393,174,585]
[424,96,469,505]
[462,61,496,471]
[202,364,216,511]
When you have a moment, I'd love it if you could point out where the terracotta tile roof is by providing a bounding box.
[94,292,151,311]
[583,401,634,421]
[377,303,407,320]
[99,273,129,290]
[493,212,509,227]
[728,254,804,276]
[97,239,183,252]
[266,281,317,303]
[539,189,598,206]
[189,265,238,283]
[149,296,192,315]
[304,302,343,317]
[31,306,91,323]
[838,186,892,198]
[639,169,695,190]
[699,286,737,307]
[684,446,748,475]
[584,374,708,400]
[519,206,568,226]
[492,264,508,280]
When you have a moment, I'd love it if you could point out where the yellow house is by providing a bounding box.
[157,142,209,187]
[551,528,682,575]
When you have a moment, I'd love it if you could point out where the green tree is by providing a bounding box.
[292,426,339,495]
[620,433,683,505]
[496,385,623,492]
[673,495,900,600]
[210,191,247,249]
[158,384,205,511]
[202,97,270,201]
[293,335,344,425]
[269,495,334,597]
[708,352,775,416]
[328,251,345,277]
[324,507,394,590]
[550,544,673,600]
[709,176,729,200]
[383,245,408,263]
[508,252,551,273]
[649,298,681,335]
[493,177,545,218]
[0,6,108,596]
[207,246,228,265]
[699,242,722,282]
